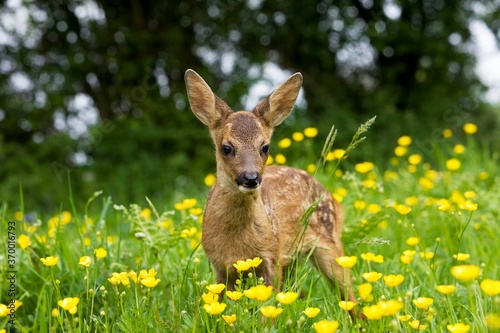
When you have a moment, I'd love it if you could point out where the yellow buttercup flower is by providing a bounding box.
[409,319,428,330]
[397,135,412,146]
[480,279,500,296]
[398,314,412,321]
[454,144,466,154]
[174,198,197,210]
[276,291,298,305]
[332,149,346,159]
[384,274,405,287]
[243,285,273,301]
[436,285,456,295]
[443,128,453,138]
[336,256,357,268]
[201,292,218,304]
[140,208,152,220]
[451,265,481,282]
[412,297,434,309]
[313,319,339,333]
[362,304,384,320]
[362,271,383,282]
[463,123,477,135]
[233,257,262,271]
[78,256,91,267]
[58,297,79,315]
[303,307,321,318]
[140,276,160,288]
[51,308,60,317]
[338,301,356,311]
[361,252,384,263]
[446,158,461,171]
[248,257,263,267]
[275,153,286,164]
[266,155,274,165]
[408,154,422,165]
[453,253,470,261]
[406,237,420,246]
[378,300,403,316]
[394,204,412,215]
[394,146,408,157]
[222,314,237,324]
[108,272,130,286]
[138,268,158,279]
[486,313,500,329]
[204,173,216,187]
[278,137,292,148]
[260,305,282,318]
[355,161,375,174]
[206,283,225,294]
[40,256,59,267]
[18,234,31,249]
[95,248,107,259]
[358,283,373,301]
[459,201,478,211]
[292,132,304,142]
[447,323,470,333]
[203,302,226,315]
[304,127,318,138]
[226,291,243,301]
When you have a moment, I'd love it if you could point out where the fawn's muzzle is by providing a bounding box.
[236,172,262,190]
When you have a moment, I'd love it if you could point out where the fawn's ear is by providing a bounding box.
[254,72,303,127]
[185,69,230,127]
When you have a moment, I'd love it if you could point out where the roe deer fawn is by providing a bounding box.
[185,69,359,317]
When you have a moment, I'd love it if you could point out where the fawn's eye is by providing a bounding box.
[261,144,270,155]
[221,145,233,156]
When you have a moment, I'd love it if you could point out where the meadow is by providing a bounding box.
[1,120,499,333]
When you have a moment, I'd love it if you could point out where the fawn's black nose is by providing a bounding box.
[236,172,261,189]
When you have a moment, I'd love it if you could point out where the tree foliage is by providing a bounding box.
[0,0,499,208]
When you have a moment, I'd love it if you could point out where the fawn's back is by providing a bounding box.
[185,70,356,310]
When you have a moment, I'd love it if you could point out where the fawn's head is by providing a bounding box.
[185,69,302,193]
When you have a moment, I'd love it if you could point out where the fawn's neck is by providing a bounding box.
[212,179,268,232]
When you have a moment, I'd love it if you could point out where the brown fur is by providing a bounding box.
[185,69,360,318]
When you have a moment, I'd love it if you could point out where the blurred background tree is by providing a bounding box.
[1,0,499,209]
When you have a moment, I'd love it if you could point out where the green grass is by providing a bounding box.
[1,121,500,333]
